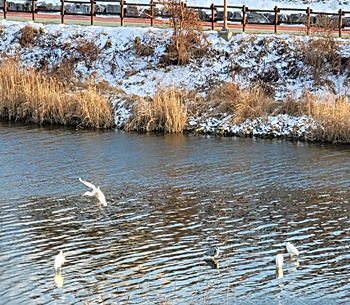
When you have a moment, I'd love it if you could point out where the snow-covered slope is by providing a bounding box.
[0,4,349,141]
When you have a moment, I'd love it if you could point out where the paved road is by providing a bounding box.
[2,11,349,37]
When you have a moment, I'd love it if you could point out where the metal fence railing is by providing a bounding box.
[1,0,350,37]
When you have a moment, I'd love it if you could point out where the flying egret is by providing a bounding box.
[54,250,66,274]
[286,242,299,257]
[205,246,220,258]
[79,177,107,206]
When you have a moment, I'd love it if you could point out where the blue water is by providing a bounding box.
[1,122,350,305]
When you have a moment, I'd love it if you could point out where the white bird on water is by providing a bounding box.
[54,250,66,274]
[275,254,283,268]
[275,253,284,279]
[205,246,220,258]
[79,177,107,207]
[286,242,299,257]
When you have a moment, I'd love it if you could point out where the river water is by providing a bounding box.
[1,122,350,305]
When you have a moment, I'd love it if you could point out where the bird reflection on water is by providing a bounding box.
[204,258,219,269]
[54,273,64,288]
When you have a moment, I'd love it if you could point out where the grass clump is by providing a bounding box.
[0,60,114,128]
[18,24,39,47]
[299,91,350,143]
[125,87,187,133]
[208,82,276,123]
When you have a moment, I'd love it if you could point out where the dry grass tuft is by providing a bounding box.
[206,82,240,114]
[299,91,350,143]
[18,24,38,47]
[207,82,276,123]
[0,60,114,128]
[233,85,277,124]
[133,36,155,57]
[125,87,187,133]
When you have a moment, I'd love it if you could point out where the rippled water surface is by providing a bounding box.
[1,122,350,305]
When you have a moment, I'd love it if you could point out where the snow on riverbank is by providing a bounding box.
[0,17,349,141]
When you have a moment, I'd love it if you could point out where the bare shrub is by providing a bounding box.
[0,60,114,128]
[313,15,338,37]
[160,0,209,65]
[125,87,187,133]
[302,15,342,85]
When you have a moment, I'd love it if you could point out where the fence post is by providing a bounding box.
[90,0,94,25]
[121,0,124,26]
[274,5,279,34]
[150,0,154,27]
[61,0,64,24]
[210,3,215,31]
[339,8,343,38]
[4,0,7,20]
[32,0,36,22]
[306,7,311,35]
[242,5,247,33]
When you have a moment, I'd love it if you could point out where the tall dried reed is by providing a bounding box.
[125,87,187,133]
[300,91,350,143]
[0,60,114,128]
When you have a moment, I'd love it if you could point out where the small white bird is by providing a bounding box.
[286,242,299,257]
[79,177,107,207]
[54,250,66,274]
[205,246,220,258]
[276,253,283,269]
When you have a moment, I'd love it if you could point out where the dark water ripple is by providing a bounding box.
[1,123,350,304]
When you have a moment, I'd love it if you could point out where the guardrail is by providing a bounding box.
[1,0,350,37]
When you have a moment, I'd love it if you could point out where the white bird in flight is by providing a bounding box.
[286,242,299,257]
[205,246,220,258]
[79,177,107,206]
[54,250,66,274]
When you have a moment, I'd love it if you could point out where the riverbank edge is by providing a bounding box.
[113,101,324,142]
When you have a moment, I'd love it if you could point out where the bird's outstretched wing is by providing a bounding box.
[79,177,96,190]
